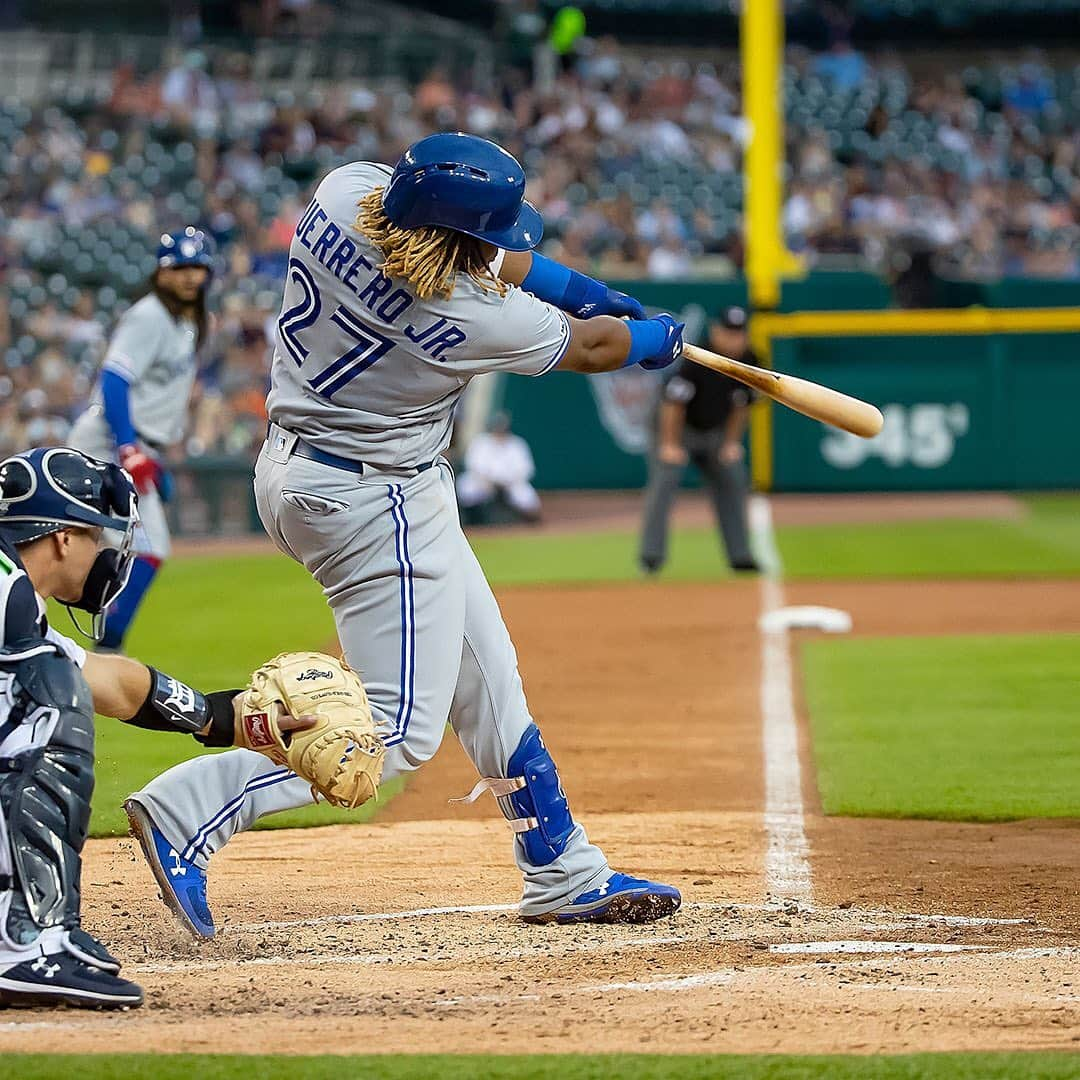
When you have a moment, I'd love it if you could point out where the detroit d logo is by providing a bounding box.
[162,677,196,717]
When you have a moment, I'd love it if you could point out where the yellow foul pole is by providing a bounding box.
[742,0,801,489]
[741,0,801,311]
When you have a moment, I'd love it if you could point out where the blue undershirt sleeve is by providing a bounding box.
[100,368,138,447]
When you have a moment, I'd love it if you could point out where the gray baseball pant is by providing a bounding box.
[130,433,611,916]
[639,428,754,570]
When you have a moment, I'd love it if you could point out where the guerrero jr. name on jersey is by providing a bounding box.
[293,198,467,360]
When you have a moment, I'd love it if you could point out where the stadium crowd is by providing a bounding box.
[2,34,1080,457]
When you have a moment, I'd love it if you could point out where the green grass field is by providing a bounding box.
[6,1054,1080,1080]
[470,494,1080,584]
[85,493,1080,835]
[802,633,1080,819]
[777,494,1080,580]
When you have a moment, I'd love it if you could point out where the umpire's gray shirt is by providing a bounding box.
[266,162,571,468]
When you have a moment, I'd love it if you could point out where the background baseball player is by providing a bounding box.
[0,446,311,1007]
[124,132,686,938]
[68,228,214,650]
[639,305,760,575]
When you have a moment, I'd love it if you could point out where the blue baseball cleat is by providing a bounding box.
[124,798,215,939]
[521,872,682,925]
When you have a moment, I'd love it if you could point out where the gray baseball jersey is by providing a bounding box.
[78,293,199,450]
[266,162,571,467]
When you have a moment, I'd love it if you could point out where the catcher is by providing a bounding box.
[0,447,380,1009]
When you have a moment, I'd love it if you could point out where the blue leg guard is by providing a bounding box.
[101,556,159,649]
[498,724,576,867]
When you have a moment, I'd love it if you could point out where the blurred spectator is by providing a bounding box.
[457,414,541,526]
[2,32,1079,475]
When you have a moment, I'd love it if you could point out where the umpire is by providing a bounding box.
[639,305,760,575]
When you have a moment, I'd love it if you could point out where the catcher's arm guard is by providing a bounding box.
[235,651,384,809]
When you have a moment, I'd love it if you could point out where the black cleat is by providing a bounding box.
[0,952,143,1010]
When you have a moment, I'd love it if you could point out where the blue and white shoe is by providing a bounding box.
[0,951,143,1010]
[124,798,215,940]
[522,872,682,925]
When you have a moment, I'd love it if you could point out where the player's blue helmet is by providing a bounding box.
[382,132,543,251]
[157,227,215,273]
[0,448,139,629]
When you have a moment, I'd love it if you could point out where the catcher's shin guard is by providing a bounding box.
[0,643,96,949]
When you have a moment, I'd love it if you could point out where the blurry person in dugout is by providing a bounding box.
[639,305,760,574]
[457,412,542,525]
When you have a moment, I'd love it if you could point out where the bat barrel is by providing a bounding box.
[681,343,883,439]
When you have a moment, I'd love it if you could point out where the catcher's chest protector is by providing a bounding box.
[0,642,95,948]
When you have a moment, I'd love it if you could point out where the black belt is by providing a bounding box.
[291,436,437,477]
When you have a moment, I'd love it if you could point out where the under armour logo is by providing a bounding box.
[169,848,187,877]
[31,957,61,979]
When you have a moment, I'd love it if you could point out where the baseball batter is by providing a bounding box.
[126,133,685,935]
[69,228,214,650]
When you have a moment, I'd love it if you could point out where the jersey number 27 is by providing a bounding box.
[278,259,394,399]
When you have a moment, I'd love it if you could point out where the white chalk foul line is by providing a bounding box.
[228,899,1035,936]
[770,940,989,956]
[238,902,518,933]
[750,495,812,904]
[134,934,686,975]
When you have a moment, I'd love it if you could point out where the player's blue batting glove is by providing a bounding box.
[626,314,685,371]
[586,287,647,321]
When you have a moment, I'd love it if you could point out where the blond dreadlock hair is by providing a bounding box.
[355,187,509,301]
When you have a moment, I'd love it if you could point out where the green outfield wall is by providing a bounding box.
[168,277,1080,533]
[500,300,1080,493]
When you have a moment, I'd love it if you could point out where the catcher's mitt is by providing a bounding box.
[236,651,384,809]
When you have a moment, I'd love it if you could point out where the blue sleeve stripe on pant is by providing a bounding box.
[180,766,295,863]
[385,483,416,749]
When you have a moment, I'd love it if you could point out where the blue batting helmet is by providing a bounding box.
[382,132,543,251]
[156,227,215,273]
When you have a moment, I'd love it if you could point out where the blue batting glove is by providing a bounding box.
[637,314,685,370]
[594,287,647,320]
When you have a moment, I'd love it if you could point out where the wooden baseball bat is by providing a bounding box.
[681,343,884,438]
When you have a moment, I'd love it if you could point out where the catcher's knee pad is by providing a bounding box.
[498,724,575,867]
[0,643,95,948]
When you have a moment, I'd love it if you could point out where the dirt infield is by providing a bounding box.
[1,569,1077,1054]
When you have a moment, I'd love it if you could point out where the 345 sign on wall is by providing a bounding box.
[821,403,971,470]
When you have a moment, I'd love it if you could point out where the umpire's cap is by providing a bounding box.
[717,305,749,330]
[157,226,215,274]
[382,132,544,251]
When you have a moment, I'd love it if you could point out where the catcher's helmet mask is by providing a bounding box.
[0,447,140,640]
[382,132,544,251]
